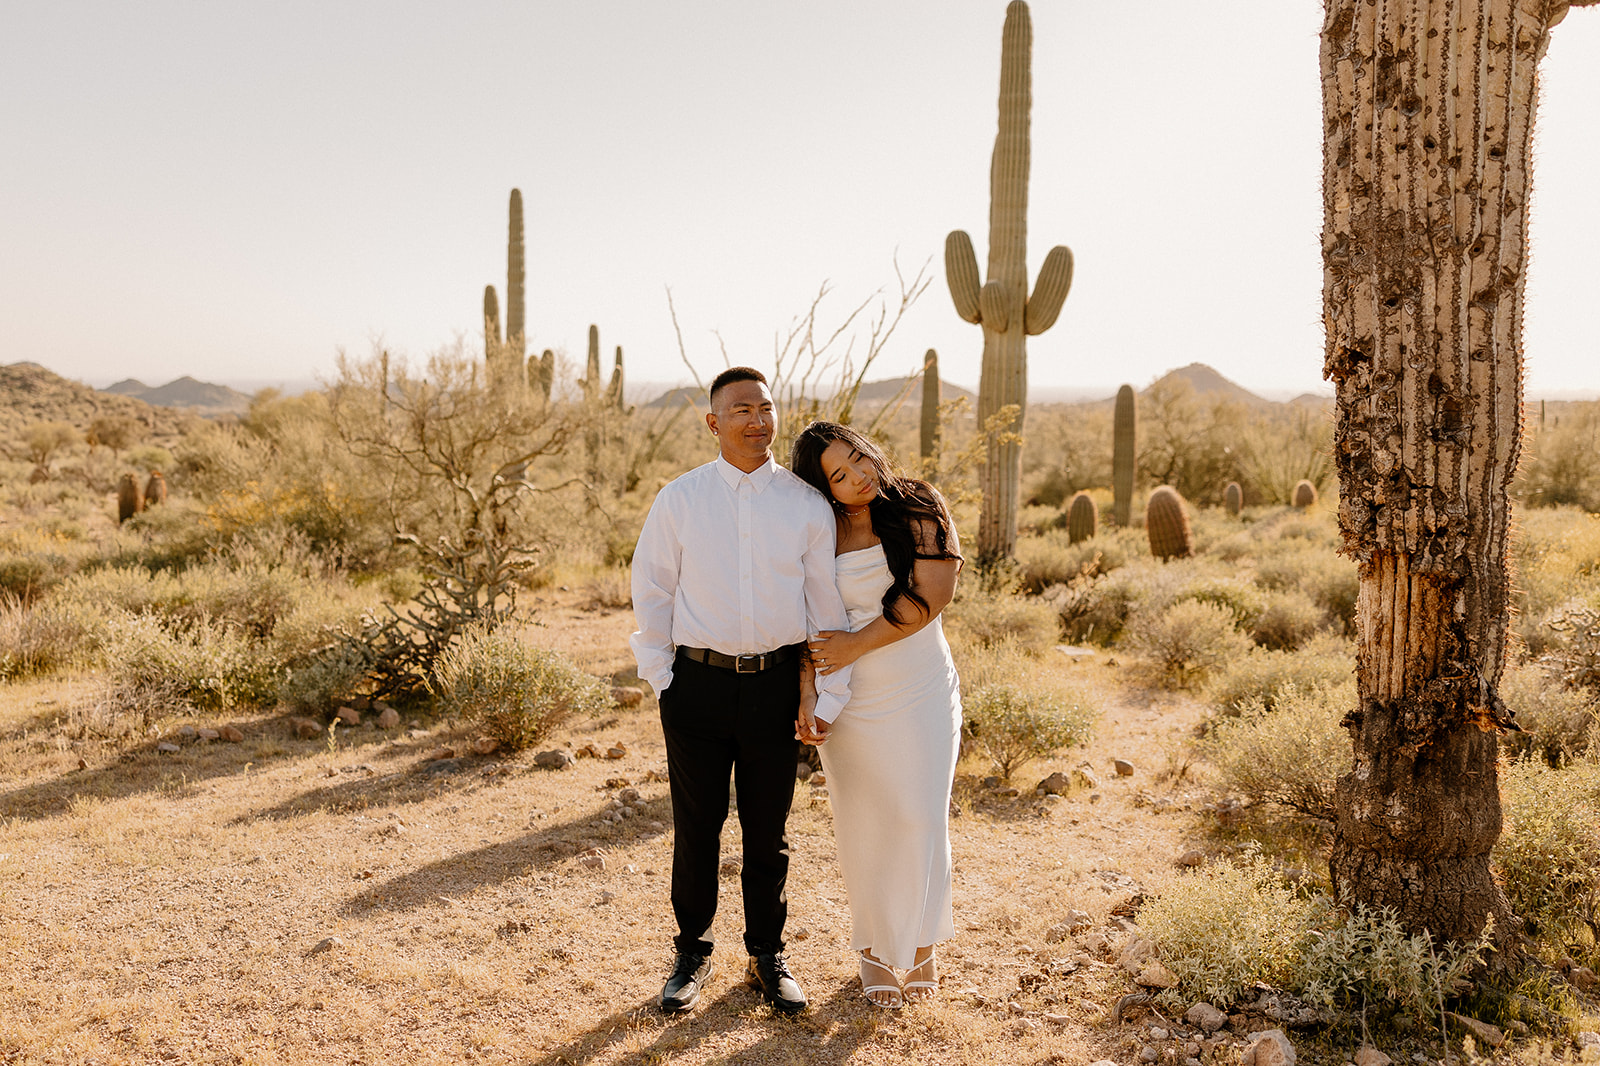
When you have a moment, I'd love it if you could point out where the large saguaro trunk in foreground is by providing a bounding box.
[1321,0,1594,945]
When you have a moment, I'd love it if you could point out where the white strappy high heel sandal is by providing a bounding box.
[858,950,903,1009]
[903,947,938,1003]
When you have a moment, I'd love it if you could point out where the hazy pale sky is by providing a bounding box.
[2,2,1596,400]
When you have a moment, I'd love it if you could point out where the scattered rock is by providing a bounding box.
[1036,771,1071,796]
[1576,1031,1600,1049]
[1043,1012,1071,1024]
[76,756,88,770]
[576,742,604,759]
[579,854,606,872]
[597,890,616,904]
[472,736,500,756]
[1138,1046,1158,1063]
[1043,910,1093,943]
[291,717,323,740]
[1445,1012,1505,1048]
[796,762,813,782]
[197,728,221,741]
[424,746,458,761]
[1185,1002,1226,1033]
[1072,765,1100,790]
[1175,849,1206,867]
[1135,961,1177,989]
[719,857,742,878]
[423,758,469,775]
[1149,1026,1169,1040]
[334,706,361,726]
[1570,966,1599,993]
[534,750,575,770]
[609,686,645,708]
[219,725,244,743]
[376,707,400,729]
[605,744,627,759]
[618,787,642,806]
[178,725,198,739]
[1354,1045,1392,1066]
[644,768,669,782]
[1241,1029,1295,1066]
[156,742,181,754]
[309,936,345,955]
[1119,937,1157,975]
[982,775,1002,790]
[1077,931,1111,957]
[1113,758,1135,776]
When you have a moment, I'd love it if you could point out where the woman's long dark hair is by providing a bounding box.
[789,421,962,625]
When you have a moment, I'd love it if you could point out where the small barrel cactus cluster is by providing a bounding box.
[1224,481,1243,516]
[1293,480,1317,509]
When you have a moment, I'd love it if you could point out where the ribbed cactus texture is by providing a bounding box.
[145,471,167,507]
[535,350,555,401]
[920,349,941,460]
[1292,479,1317,510]
[943,0,1074,562]
[1320,0,1569,945]
[1112,384,1136,527]
[1145,486,1192,561]
[607,346,625,409]
[483,285,501,370]
[583,326,601,402]
[1224,481,1243,517]
[1067,491,1097,544]
[507,189,525,363]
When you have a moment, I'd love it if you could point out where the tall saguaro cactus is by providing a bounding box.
[483,285,501,375]
[1322,0,1596,946]
[944,0,1074,562]
[506,189,526,370]
[1112,385,1136,527]
[920,349,941,461]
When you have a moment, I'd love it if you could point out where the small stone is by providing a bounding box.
[291,717,323,740]
[309,936,345,955]
[335,706,361,726]
[644,768,668,782]
[796,762,813,782]
[1043,1012,1070,1024]
[1185,1043,1202,1058]
[534,750,575,770]
[605,744,627,759]
[576,742,603,758]
[1136,961,1177,989]
[76,756,88,770]
[377,708,400,729]
[1185,1002,1226,1033]
[810,772,827,787]
[719,857,742,878]
[1577,1032,1600,1049]
[579,854,606,871]
[1150,1026,1169,1040]
[597,890,615,904]
[157,742,181,754]
[618,788,641,805]
[609,686,645,707]
[1072,764,1100,790]
[1354,1046,1392,1066]
[1571,966,1599,993]
[623,864,637,874]
[178,725,198,739]
[1241,1029,1295,1066]
[197,728,221,741]
[1113,758,1135,776]
[1175,849,1205,867]
[1078,931,1111,957]
[1036,771,1071,796]
[423,758,468,775]
[424,746,458,761]
[1139,1046,1159,1064]
[1119,937,1157,975]
[1089,1061,1119,1066]
[605,776,630,788]
[472,736,500,755]
[1007,1001,1027,1015]
[982,775,1002,790]
[219,725,244,743]
[1445,1012,1504,1048]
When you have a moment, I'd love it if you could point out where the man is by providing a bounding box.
[630,366,851,1015]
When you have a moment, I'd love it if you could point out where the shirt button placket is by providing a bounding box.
[739,476,754,652]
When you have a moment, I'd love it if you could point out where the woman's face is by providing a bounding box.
[818,439,879,509]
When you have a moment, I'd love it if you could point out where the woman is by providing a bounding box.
[790,421,963,1009]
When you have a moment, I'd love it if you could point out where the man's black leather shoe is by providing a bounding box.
[660,952,713,1013]
[746,953,807,1014]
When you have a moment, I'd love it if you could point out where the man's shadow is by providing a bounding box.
[528,983,880,1066]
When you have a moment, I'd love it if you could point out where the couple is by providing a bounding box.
[629,366,964,1014]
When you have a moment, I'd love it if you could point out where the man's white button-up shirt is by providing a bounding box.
[629,454,853,722]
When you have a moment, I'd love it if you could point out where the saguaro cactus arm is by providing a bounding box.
[1025,246,1074,335]
[945,231,983,324]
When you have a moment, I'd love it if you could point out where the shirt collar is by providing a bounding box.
[715,453,777,491]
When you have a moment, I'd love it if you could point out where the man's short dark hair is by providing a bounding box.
[708,366,768,408]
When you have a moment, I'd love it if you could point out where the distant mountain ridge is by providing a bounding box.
[103,375,250,413]
[643,376,976,410]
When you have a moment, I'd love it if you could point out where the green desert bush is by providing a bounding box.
[944,582,1060,653]
[276,640,376,716]
[1140,853,1320,1006]
[1496,757,1600,963]
[1250,589,1326,651]
[0,596,97,680]
[1202,682,1354,820]
[961,680,1097,782]
[1498,662,1599,766]
[1206,634,1355,715]
[0,551,74,605]
[100,611,276,718]
[431,628,609,751]
[1127,599,1252,689]
[1300,904,1488,1026]
[1175,575,1265,629]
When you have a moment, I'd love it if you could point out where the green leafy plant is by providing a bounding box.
[1202,681,1354,820]
[961,681,1095,782]
[431,628,608,751]
[1127,599,1251,689]
[1496,758,1600,964]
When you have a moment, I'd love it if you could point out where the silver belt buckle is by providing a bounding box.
[734,654,762,673]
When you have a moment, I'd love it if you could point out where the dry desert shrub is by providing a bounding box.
[1511,507,1600,655]
[1298,904,1487,1026]
[943,580,1059,653]
[1497,757,1600,966]
[99,611,275,720]
[1253,542,1359,634]
[1126,598,1251,689]
[1249,588,1326,651]
[274,640,376,716]
[960,681,1097,783]
[1518,401,1600,512]
[430,627,608,751]
[1201,681,1354,820]
[0,595,96,680]
[1205,633,1354,714]
[1497,661,1600,767]
[1014,527,1136,593]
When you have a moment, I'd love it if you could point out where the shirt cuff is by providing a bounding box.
[644,670,673,698]
[812,692,846,725]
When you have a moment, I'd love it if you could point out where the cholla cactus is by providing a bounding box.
[1067,491,1097,544]
[1292,480,1317,510]
[1224,481,1243,517]
[944,0,1074,562]
[1113,385,1136,527]
[920,349,941,461]
[1146,486,1192,561]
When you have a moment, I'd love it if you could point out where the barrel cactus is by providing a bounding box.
[1224,481,1243,516]
[1292,480,1317,510]
[920,349,941,461]
[944,0,1074,563]
[117,473,144,524]
[1067,491,1097,544]
[1146,486,1192,561]
[144,470,168,507]
[1113,384,1136,527]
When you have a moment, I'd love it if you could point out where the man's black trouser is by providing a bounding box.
[658,646,801,958]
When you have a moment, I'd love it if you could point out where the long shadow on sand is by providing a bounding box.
[529,981,877,1066]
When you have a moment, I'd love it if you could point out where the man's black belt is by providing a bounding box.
[678,645,799,674]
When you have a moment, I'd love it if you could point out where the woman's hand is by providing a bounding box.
[795,692,831,745]
[808,628,868,674]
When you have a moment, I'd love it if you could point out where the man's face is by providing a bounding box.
[706,379,776,468]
